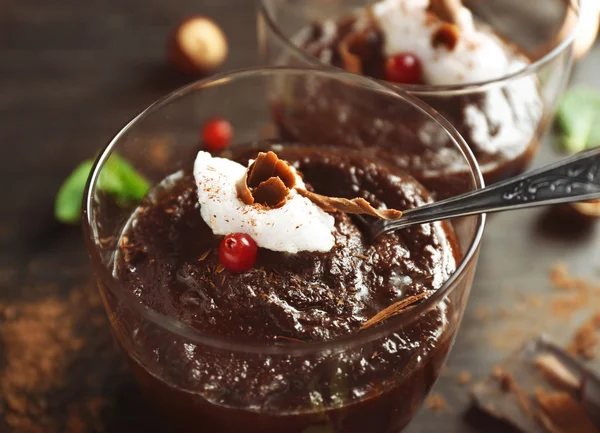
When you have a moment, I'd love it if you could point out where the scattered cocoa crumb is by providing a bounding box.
[491,365,504,379]
[550,263,592,291]
[567,312,600,360]
[550,288,590,319]
[457,371,472,385]
[473,305,491,321]
[425,393,449,414]
[497,306,511,318]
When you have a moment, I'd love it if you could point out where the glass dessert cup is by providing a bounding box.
[258,0,580,184]
[83,67,485,433]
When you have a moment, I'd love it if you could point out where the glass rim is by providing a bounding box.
[82,66,486,355]
[258,0,581,93]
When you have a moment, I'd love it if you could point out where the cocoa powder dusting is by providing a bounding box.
[0,284,117,433]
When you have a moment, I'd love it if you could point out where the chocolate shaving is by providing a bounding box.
[360,292,429,330]
[297,188,402,220]
[428,0,463,25]
[237,151,296,208]
[432,23,460,50]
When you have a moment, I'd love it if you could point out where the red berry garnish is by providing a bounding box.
[385,52,424,85]
[202,118,233,152]
[218,233,258,272]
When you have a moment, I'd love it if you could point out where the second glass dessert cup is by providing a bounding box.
[258,0,580,184]
[83,67,485,433]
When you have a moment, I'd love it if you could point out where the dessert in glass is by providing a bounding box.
[258,0,580,184]
[83,67,485,433]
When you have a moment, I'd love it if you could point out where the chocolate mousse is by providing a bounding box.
[114,144,462,432]
[280,0,544,184]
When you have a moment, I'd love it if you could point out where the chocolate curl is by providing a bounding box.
[360,292,430,330]
[237,151,297,208]
[296,188,402,220]
[338,32,366,74]
[431,22,460,51]
[428,0,463,25]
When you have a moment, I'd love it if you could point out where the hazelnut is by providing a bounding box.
[573,6,599,60]
[555,5,599,61]
[569,200,600,218]
[167,16,228,75]
[553,200,600,221]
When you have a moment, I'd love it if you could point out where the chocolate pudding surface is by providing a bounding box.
[116,145,459,342]
[285,11,544,184]
[113,144,461,426]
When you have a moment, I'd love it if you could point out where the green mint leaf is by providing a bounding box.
[98,154,150,201]
[557,87,600,153]
[55,160,95,224]
[54,154,150,225]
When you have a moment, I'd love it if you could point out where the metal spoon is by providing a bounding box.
[370,146,600,238]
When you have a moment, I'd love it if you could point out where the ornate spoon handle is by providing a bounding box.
[375,147,600,237]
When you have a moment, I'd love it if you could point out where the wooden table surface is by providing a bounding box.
[1,0,599,432]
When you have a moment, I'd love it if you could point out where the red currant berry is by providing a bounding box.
[202,118,233,152]
[385,53,424,85]
[218,233,258,272]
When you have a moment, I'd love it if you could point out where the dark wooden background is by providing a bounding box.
[1,0,599,432]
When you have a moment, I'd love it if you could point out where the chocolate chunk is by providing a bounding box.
[535,391,598,433]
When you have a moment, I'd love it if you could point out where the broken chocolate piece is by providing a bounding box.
[297,188,402,221]
[535,390,599,433]
[472,336,600,433]
[535,354,579,392]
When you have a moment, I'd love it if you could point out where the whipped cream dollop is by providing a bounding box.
[193,151,335,254]
[372,0,528,85]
